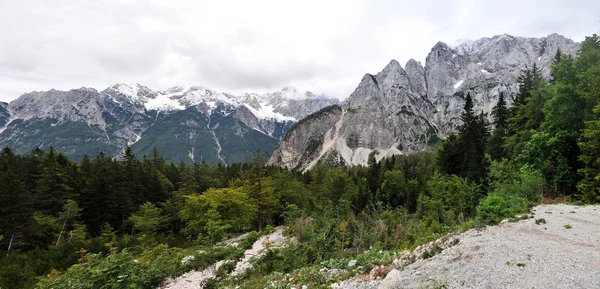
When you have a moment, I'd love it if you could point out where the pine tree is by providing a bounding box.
[487,92,509,160]
[34,148,74,215]
[438,93,488,184]
[506,67,547,157]
[553,47,562,65]
[0,148,31,250]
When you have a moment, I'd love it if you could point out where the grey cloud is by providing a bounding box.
[0,0,599,102]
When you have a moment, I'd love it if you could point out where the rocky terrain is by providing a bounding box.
[268,33,580,171]
[160,227,289,289]
[334,204,600,289]
[0,84,337,164]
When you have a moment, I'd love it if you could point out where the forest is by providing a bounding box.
[0,33,599,288]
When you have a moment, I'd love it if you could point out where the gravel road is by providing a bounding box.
[340,204,600,289]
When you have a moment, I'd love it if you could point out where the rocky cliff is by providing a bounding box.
[268,33,580,171]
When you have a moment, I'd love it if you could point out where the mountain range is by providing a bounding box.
[267,33,580,171]
[0,84,338,165]
[0,33,581,168]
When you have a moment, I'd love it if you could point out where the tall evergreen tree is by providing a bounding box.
[577,34,600,203]
[34,148,74,215]
[487,92,509,160]
[506,67,547,157]
[438,93,488,184]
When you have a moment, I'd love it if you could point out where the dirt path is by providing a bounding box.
[338,204,600,289]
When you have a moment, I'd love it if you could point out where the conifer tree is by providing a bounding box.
[438,93,488,183]
[487,92,509,160]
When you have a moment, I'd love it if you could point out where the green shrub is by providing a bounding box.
[475,194,527,226]
[37,245,187,289]
[240,231,261,250]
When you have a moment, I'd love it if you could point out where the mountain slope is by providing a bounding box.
[268,33,580,170]
[0,85,336,165]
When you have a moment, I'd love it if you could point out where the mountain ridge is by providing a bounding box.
[268,33,580,171]
[0,84,338,165]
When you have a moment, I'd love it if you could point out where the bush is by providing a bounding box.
[476,194,527,226]
[240,231,261,250]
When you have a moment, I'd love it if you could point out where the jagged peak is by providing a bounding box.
[382,59,402,71]
[405,59,424,71]
[432,41,451,51]
[359,73,379,87]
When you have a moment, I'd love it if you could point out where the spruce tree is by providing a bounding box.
[506,67,547,157]
[487,92,509,160]
[438,93,488,184]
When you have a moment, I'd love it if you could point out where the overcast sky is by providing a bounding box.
[0,0,598,102]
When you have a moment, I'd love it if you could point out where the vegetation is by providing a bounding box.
[0,32,599,289]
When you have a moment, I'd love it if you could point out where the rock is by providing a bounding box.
[269,33,580,170]
[180,255,195,265]
[378,269,402,289]
[348,260,358,268]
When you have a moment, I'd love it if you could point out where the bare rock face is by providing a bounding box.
[0,102,10,129]
[267,105,343,170]
[269,33,580,171]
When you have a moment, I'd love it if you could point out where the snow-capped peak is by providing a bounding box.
[99,82,335,122]
[108,83,142,97]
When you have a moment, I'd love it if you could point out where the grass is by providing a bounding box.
[534,218,546,225]
[564,224,572,229]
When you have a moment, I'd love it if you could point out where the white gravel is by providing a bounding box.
[336,204,600,289]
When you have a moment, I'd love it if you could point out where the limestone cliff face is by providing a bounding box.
[269,33,580,171]
[267,105,342,170]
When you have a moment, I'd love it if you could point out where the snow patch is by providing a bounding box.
[481,69,492,75]
[112,83,139,97]
[145,94,185,111]
[454,80,464,89]
[243,104,296,122]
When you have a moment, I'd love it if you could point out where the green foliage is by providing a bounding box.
[240,231,261,250]
[38,245,189,289]
[129,202,164,239]
[424,174,482,223]
[487,92,509,160]
[476,194,527,226]
[180,187,257,237]
[437,93,488,183]
[488,161,546,202]
[201,208,231,245]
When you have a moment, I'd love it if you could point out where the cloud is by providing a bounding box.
[0,0,598,102]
